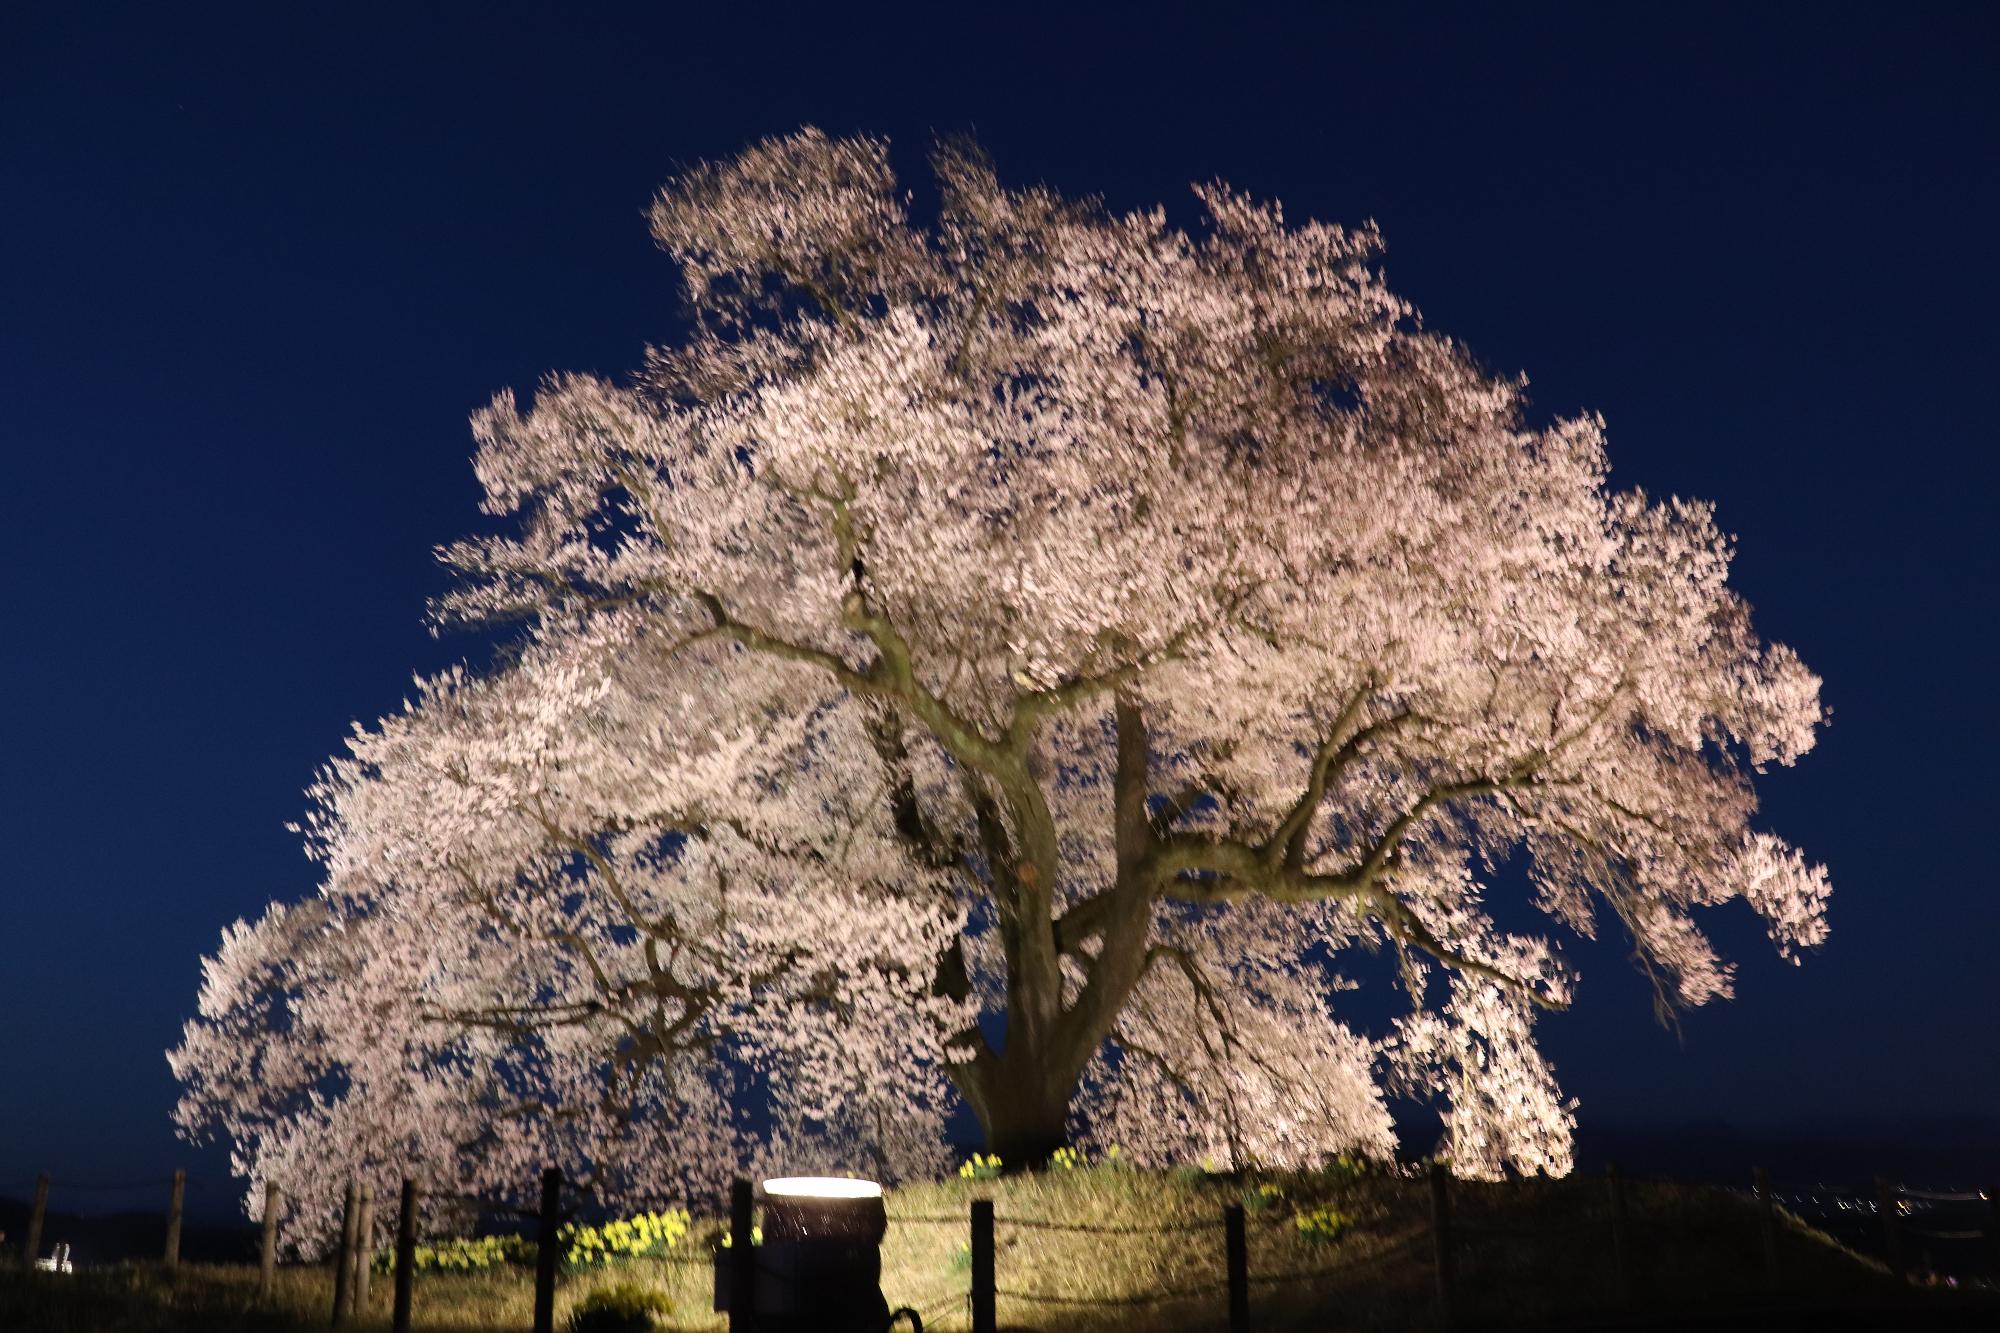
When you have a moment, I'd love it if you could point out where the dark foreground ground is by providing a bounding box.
[1525,1306,2000,1332]
[2,1266,1994,1333]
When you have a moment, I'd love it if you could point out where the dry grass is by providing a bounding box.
[0,1165,1969,1332]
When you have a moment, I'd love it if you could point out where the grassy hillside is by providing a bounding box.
[1,1165,1987,1331]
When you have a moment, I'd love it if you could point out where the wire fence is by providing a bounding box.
[910,1212,1228,1235]
[14,1174,193,1193]
[14,1164,2000,1330]
[984,1229,1427,1312]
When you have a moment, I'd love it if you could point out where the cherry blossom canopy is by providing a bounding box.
[173,130,1829,1242]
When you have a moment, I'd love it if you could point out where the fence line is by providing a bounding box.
[914,1288,967,1328]
[14,1174,189,1192]
[1452,1216,1603,1237]
[15,1161,2000,1331]
[1903,1187,1987,1203]
[996,1213,1227,1235]
[892,1210,1225,1234]
[998,1276,1234,1306]
[1244,1232,1428,1287]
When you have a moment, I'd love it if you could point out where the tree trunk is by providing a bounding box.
[963,1058,1076,1169]
[951,939,1148,1168]
[943,696,1162,1168]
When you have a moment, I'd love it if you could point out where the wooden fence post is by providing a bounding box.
[353,1184,375,1312]
[1875,1176,1904,1280]
[1429,1162,1455,1331]
[534,1166,562,1333]
[1754,1167,1779,1291]
[164,1169,186,1268]
[1606,1164,1632,1309]
[24,1172,49,1268]
[730,1177,757,1333]
[1225,1202,1249,1333]
[331,1180,360,1325]
[258,1181,281,1300]
[970,1198,995,1333]
[392,1178,418,1333]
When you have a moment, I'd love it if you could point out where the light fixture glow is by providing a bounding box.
[762,1176,882,1199]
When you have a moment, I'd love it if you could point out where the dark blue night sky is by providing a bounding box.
[3,4,1995,1213]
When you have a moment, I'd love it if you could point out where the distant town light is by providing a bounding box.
[761,1176,882,1199]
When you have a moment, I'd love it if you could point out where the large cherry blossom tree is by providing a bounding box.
[174,130,1831,1224]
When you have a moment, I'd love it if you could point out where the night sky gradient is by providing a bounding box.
[3,3,1995,1215]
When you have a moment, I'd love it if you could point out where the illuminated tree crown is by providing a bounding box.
[173,130,1829,1238]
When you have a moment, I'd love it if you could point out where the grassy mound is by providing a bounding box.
[0,1165,1984,1331]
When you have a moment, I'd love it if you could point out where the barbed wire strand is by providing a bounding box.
[915,1289,966,1328]
[997,1279,1231,1307]
[1247,1234,1428,1285]
[995,1230,1426,1307]
[891,1211,1225,1234]
[1901,1188,1988,1203]
[29,1176,186,1192]
[1000,1214,1227,1235]
[437,1192,545,1218]
[1904,1227,1987,1241]
[1455,1216,1606,1239]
